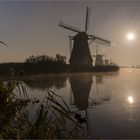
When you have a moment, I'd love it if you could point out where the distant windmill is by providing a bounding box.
[93,44,105,66]
[59,6,111,68]
[104,49,113,65]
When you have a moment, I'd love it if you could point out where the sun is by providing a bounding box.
[127,33,135,41]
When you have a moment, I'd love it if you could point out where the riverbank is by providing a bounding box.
[0,62,119,76]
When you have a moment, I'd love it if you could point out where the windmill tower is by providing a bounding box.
[94,44,104,66]
[59,7,111,69]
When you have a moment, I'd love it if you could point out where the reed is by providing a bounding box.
[0,80,85,139]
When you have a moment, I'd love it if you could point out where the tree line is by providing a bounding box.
[0,54,68,76]
[25,54,66,64]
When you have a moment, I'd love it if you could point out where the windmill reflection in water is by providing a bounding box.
[69,74,111,136]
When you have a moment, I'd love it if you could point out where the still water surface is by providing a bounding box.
[16,68,140,138]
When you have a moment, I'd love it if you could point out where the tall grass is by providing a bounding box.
[0,80,85,139]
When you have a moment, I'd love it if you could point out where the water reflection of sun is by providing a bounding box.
[128,96,134,104]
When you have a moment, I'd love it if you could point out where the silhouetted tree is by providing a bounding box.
[56,54,66,64]
[25,54,66,64]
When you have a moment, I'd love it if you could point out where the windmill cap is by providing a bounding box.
[74,32,88,40]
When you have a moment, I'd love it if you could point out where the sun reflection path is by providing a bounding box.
[128,96,134,104]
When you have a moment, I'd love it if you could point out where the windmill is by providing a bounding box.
[59,7,111,68]
[92,44,104,66]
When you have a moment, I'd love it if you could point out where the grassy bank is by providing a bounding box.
[0,54,119,76]
[0,62,119,76]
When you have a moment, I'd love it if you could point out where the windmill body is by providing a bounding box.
[95,55,104,66]
[70,32,93,67]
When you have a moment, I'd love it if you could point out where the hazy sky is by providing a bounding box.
[0,0,140,66]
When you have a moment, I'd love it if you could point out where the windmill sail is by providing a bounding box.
[59,21,81,33]
[0,41,8,47]
[85,6,89,33]
[94,39,111,46]
[88,34,111,44]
